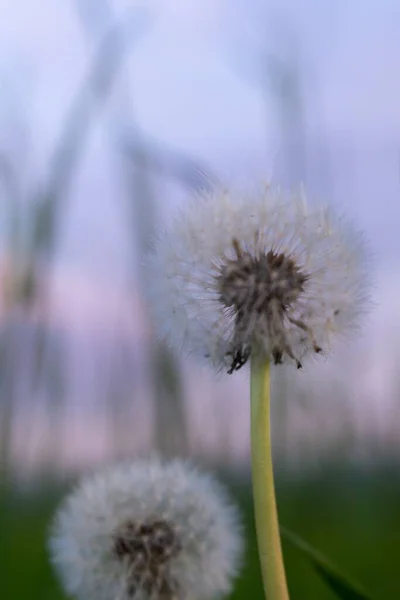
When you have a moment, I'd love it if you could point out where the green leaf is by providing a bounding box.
[280,526,374,600]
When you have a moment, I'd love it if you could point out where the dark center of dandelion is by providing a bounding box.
[114,519,181,599]
[216,238,321,372]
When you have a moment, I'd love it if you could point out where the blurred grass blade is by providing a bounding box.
[122,133,218,193]
[280,526,374,600]
[313,564,373,600]
[33,14,146,257]
[0,154,23,256]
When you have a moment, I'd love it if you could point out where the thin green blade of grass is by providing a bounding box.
[280,526,374,600]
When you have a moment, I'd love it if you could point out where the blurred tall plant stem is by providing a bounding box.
[0,14,130,495]
[73,0,189,458]
[74,0,217,459]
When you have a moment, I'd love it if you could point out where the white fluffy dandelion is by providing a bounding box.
[49,458,243,600]
[147,184,369,373]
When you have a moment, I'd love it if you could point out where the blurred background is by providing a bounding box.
[0,1,399,598]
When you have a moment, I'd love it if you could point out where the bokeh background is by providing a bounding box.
[1,1,400,598]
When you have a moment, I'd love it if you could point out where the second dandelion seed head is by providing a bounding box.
[49,458,243,600]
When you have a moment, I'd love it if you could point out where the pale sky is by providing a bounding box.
[0,0,398,344]
[1,1,400,470]
[0,1,399,264]
[0,0,399,330]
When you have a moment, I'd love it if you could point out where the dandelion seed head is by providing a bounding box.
[49,458,243,600]
[146,184,370,372]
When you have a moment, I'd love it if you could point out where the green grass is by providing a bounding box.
[1,463,399,599]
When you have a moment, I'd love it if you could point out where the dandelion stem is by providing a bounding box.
[250,355,289,599]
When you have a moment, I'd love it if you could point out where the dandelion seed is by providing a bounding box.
[146,185,369,373]
[49,458,243,600]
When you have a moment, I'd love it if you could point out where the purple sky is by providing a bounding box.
[1,1,400,470]
[1,0,399,273]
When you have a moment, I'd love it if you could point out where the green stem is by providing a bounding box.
[250,355,289,599]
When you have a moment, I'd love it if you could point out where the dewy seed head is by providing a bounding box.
[145,184,370,373]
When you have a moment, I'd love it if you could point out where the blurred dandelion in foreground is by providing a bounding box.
[147,184,369,374]
[49,458,243,600]
[146,183,370,600]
